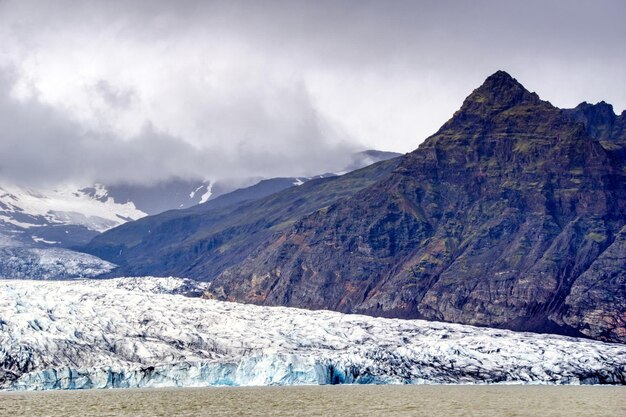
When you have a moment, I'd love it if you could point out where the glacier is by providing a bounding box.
[0,246,115,279]
[0,277,624,391]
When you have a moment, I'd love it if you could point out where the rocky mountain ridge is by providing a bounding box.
[79,71,625,343]
[207,71,626,343]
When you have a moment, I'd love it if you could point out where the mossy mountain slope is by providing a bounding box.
[209,71,626,343]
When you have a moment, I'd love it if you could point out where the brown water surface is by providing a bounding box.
[1,385,625,417]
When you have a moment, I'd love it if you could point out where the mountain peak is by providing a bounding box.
[466,70,541,110]
[436,71,547,133]
[483,69,517,85]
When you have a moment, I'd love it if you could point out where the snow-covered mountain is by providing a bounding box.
[0,177,308,278]
[1,277,624,390]
[0,181,208,278]
[0,178,314,251]
[0,183,146,248]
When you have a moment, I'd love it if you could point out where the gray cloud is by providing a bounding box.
[0,69,356,186]
[0,0,624,186]
[92,80,136,109]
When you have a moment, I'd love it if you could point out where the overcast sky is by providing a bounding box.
[0,0,624,186]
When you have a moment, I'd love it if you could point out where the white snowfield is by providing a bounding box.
[0,277,624,391]
[0,183,146,232]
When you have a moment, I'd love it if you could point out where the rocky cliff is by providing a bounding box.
[209,71,626,343]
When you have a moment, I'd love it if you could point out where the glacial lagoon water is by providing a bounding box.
[2,385,625,417]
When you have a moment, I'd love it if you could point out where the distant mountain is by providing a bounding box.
[80,157,401,278]
[198,71,624,343]
[193,150,401,209]
[95,179,213,215]
[0,184,135,278]
[0,178,253,250]
[0,149,401,249]
[0,183,146,248]
[0,149,399,279]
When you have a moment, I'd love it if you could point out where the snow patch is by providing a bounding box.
[189,185,203,199]
[31,236,59,245]
[199,182,213,204]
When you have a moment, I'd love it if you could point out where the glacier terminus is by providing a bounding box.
[0,277,624,390]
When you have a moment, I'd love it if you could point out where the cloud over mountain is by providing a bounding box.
[0,0,624,186]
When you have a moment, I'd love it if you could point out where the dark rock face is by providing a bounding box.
[209,71,626,343]
[564,101,626,144]
[559,226,626,342]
